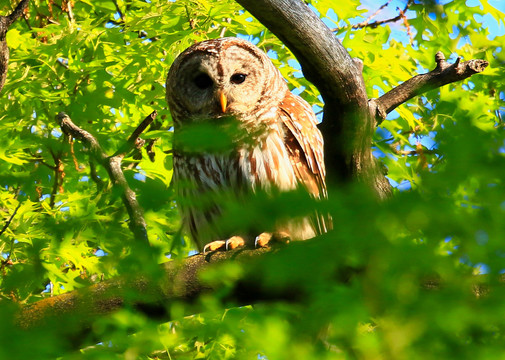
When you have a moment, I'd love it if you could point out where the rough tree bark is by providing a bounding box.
[0,0,30,93]
[11,0,488,348]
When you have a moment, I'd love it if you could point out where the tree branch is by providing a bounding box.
[0,0,30,93]
[6,0,30,26]
[113,110,157,157]
[13,238,490,351]
[371,51,489,122]
[235,0,391,198]
[15,248,271,347]
[15,243,366,351]
[56,112,150,243]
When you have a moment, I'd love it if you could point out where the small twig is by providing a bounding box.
[113,110,157,158]
[89,160,104,190]
[144,114,162,162]
[49,150,64,209]
[333,0,412,31]
[111,0,125,23]
[0,201,21,238]
[219,18,231,38]
[27,150,57,170]
[398,6,413,44]
[390,145,438,156]
[127,111,157,145]
[56,58,69,69]
[371,52,489,123]
[185,5,195,29]
[63,0,74,23]
[69,139,81,171]
[0,191,22,272]
[353,0,392,29]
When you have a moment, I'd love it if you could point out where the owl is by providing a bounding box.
[166,37,329,252]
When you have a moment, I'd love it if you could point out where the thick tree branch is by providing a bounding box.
[15,248,272,347]
[372,52,489,122]
[14,238,491,351]
[236,0,391,198]
[56,112,153,243]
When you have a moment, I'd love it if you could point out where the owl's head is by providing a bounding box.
[166,38,287,125]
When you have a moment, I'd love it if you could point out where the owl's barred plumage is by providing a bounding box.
[166,38,329,251]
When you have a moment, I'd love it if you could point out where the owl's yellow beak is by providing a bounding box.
[218,90,227,113]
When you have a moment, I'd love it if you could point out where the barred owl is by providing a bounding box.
[166,37,329,252]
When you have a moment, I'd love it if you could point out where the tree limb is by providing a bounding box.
[15,243,369,351]
[0,0,30,93]
[56,112,151,243]
[15,248,275,348]
[371,51,489,122]
[13,238,490,351]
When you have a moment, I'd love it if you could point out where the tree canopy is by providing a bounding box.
[0,0,504,359]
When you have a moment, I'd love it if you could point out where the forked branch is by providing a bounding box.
[56,112,157,243]
[372,52,489,122]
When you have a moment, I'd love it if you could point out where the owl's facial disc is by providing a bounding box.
[172,46,268,120]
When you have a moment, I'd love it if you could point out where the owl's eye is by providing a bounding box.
[230,73,247,84]
[193,73,213,89]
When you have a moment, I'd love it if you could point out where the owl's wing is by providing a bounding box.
[279,90,331,233]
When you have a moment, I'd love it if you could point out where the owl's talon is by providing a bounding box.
[203,236,246,253]
[225,236,246,250]
[255,232,291,248]
[255,232,272,248]
[203,240,226,254]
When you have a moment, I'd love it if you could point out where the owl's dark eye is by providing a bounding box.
[230,73,247,84]
[193,73,213,89]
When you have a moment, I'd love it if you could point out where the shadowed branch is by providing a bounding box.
[15,248,270,347]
